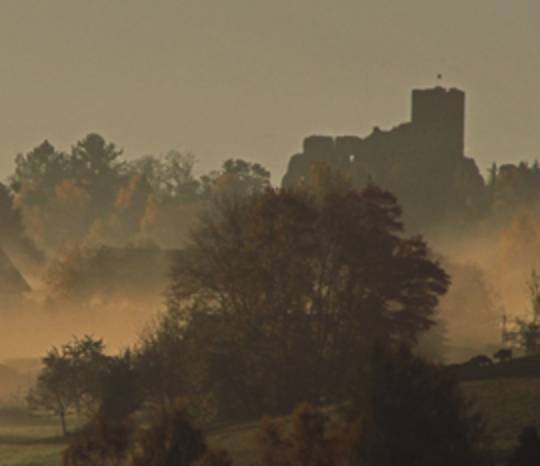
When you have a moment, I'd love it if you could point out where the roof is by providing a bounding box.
[0,250,31,295]
[69,246,182,297]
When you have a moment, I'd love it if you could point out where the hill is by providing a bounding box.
[0,378,537,465]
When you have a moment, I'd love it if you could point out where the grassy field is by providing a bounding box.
[462,378,540,459]
[1,378,539,465]
[0,409,66,466]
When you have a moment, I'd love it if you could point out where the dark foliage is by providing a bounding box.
[98,351,142,422]
[508,426,540,466]
[164,186,449,420]
[259,350,492,466]
[62,417,132,466]
[131,400,207,466]
[258,404,340,466]
[27,335,108,436]
[347,346,492,466]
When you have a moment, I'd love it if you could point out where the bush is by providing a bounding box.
[346,346,492,466]
[258,404,341,466]
[508,425,540,466]
[259,349,493,466]
[62,416,132,466]
[131,399,207,466]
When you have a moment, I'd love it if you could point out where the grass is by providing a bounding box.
[463,378,540,458]
[207,419,263,466]
[0,409,66,466]
[1,378,540,466]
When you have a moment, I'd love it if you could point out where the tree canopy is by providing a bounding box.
[162,185,449,419]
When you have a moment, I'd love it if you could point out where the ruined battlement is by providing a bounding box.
[282,86,485,228]
[412,87,465,154]
[295,86,465,164]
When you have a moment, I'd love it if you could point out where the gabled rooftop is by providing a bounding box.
[0,249,31,295]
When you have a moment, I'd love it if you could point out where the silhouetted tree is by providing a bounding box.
[494,348,512,363]
[71,133,124,205]
[27,346,73,436]
[135,310,189,412]
[165,186,449,420]
[98,350,142,422]
[201,158,270,199]
[28,335,108,434]
[10,140,72,202]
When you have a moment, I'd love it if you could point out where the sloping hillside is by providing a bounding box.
[0,378,537,466]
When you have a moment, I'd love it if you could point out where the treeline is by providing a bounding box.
[58,350,493,466]
[1,133,270,261]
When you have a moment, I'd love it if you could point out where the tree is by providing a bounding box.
[94,173,157,244]
[128,151,207,247]
[98,350,142,422]
[129,151,200,202]
[9,136,126,252]
[139,195,204,248]
[27,335,108,435]
[165,186,449,420]
[71,133,124,207]
[64,335,109,416]
[200,158,270,199]
[135,310,189,412]
[346,346,492,466]
[504,270,540,355]
[10,140,72,202]
[27,346,73,436]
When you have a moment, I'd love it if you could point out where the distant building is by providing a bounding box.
[282,86,486,229]
[49,245,180,303]
[0,249,31,306]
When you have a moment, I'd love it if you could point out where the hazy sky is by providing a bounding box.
[0,0,539,183]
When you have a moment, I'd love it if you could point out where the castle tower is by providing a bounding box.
[411,87,465,156]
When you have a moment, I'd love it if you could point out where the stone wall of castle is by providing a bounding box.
[282,87,486,229]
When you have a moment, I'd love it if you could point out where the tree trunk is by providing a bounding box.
[59,409,67,437]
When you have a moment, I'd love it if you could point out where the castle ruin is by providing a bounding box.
[282,86,486,228]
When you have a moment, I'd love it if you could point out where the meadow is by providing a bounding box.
[0,378,539,466]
